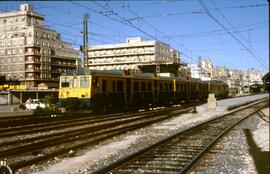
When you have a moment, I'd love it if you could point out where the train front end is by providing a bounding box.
[59,75,92,109]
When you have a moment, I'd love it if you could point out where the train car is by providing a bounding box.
[59,68,229,111]
[249,84,266,93]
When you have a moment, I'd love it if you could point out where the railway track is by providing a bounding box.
[0,104,194,173]
[92,99,268,174]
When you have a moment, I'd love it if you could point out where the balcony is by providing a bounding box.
[25,60,41,64]
[25,52,41,56]
[51,55,78,60]
[51,62,76,67]
[89,51,154,59]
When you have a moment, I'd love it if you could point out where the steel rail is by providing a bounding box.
[91,98,268,174]
[3,108,192,173]
[0,111,168,157]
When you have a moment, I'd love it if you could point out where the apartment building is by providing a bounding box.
[198,59,213,80]
[0,4,80,88]
[187,63,201,79]
[87,37,180,71]
[243,68,264,85]
[213,66,229,82]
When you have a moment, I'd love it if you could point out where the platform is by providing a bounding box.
[196,93,269,113]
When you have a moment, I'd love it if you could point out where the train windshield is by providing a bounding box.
[80,76,90,88]
[61,77,71,88]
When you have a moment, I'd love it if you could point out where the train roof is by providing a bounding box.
[63,69,228,85]
[204,80,228,85]
[64,68,125,76]
[134,73,155,79]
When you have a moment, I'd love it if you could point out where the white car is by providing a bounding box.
[25,99,46,110]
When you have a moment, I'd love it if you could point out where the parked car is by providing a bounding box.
[25,99,46,110]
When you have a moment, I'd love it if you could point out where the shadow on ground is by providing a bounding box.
[243,129,269,174]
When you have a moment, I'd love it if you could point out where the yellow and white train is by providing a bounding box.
[59,68,229,111]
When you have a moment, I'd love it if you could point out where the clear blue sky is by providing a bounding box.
[0,0,268,73]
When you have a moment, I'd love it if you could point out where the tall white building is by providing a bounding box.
[0,4,80,88]
[243,68,264,85]
[188,63,201,79]
[198,59,213,79]
[188,59,213,81]
[87,37,180,71]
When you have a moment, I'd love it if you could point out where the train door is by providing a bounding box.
[102,79,107,94]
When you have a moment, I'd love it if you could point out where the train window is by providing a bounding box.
[117,80,123,91]
[112,80,116,91]
[80,76,89,88]
[141,82,146,91]
[165,83,168,91]
[72,77,78,88]
[176,84,180,91]
[134,81,139,91]
[159,83,163,91]
[169,83,172,91]
[61,77,71,88]
[147,82,152,91]
[102,80,107,92]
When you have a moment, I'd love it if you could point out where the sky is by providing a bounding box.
[0,0,268,73]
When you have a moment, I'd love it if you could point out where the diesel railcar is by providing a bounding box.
[59,68,229,111]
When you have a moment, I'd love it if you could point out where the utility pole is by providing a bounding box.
[83,13,89,68]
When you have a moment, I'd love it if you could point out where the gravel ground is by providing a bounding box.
[189,107,269,174]
[28,98,267,174]
[32,106,229,174]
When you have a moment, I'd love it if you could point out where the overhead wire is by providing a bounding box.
[93,1,197,61]
[198,0,267,70]
[170,23,267,38]
[125,3,268,20]
[32,2,128,43]
[209,0,266,65]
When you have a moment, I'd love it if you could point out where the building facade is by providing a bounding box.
[227,69,243,94]
[243,68,264,86]
[198,59,213,80]
[87,37,180,71]
[0,4,80,88]
[213,66,229,82]
[188,63,201,79]
[178,63,191,79]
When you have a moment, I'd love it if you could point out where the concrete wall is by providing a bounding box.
[0,94,8,104]
[0,93,21,105]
